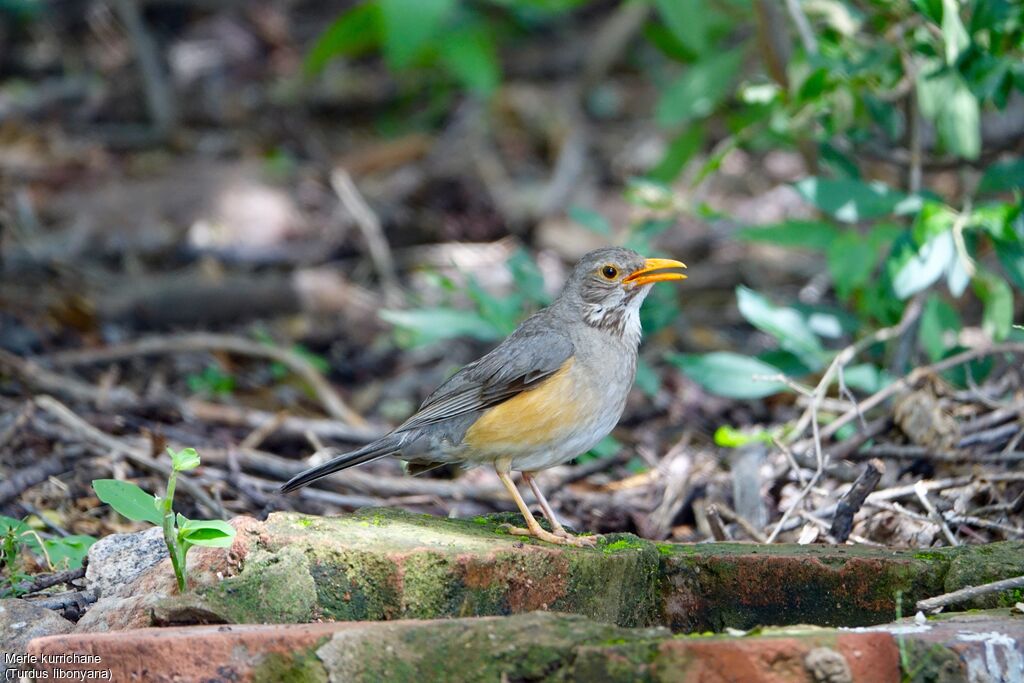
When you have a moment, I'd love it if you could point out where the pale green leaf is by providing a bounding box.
[92,480,162,525]
[669,352,789,399]
[655,50,744,127]
[736,286,824,368]
[170,447,200,472]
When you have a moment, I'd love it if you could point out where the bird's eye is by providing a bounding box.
[601,265,618,280]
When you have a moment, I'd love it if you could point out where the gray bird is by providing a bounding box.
[282,247,687,546]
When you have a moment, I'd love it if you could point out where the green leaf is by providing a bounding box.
[736,286,824,368]
[917,69,981,160]
[170,447,200,472]
[940,0,969,64]
[919,294,962,361]
[655,50,744,127]
[794,177,915,223]
[737,220,840,251]
[304,2,382,75]
[92,480,162,525]
[379,0,456,68]
[43,535,96,570]
[892,230,956,299]
[912,202,957,244]
[179,519,236,549]
[654,0,708,54]
[827,231,877,299]
[438,25,499,95]
[973,270,1013,340]
[647,123,705,183]
[979,158,1024,194]
[994,239,1024,290]
[380,308,502,347]
[568,206,611,235]
[842,364,892,394]
[668,352,789,399]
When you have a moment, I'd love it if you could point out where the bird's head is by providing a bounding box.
[559,247,686,339]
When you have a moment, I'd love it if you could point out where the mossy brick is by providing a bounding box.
[939,541,1024,609]
[152,509,1024,632]
[659,542,950,632]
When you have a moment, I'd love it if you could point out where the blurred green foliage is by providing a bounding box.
[1,515,95,596]
[313,1,1023,405]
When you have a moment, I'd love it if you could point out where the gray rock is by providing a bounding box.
[0,599,73,676]
[85,526,166,598]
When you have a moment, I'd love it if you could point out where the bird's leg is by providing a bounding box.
[521,471,568,538]
[494,466,595,547]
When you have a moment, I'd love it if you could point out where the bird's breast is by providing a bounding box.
[462,354,631,463]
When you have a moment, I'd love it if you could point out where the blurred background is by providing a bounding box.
[1,0,1023,574]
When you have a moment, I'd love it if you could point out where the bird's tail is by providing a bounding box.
[280,433,405,493]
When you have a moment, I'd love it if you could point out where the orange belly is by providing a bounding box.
[463,358,586,452]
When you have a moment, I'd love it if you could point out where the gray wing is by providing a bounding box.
[395,315,574,433]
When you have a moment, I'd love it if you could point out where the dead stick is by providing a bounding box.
[829,458,884,543]
[13,567,85,596]
[42,333,365,427]
[0,348,138,409]
[917,575,1024,613]
[914,480,959,546]
[0,455,65,506]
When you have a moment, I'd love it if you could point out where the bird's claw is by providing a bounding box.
[502,524,599,547]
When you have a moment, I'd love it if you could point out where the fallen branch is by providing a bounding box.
[0,348,138,409]
[917,575,1024,613]
[43,333,365,427]
[0,455,66,506]
[185,400,384,444]
[13,567,85,596]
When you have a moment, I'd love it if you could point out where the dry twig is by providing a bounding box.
[44,333,365,427]
[917,575,1024,613]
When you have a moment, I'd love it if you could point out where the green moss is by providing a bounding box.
[400,552,460,618]
[252,644,328,683]
[602,537,649,554]
[180,545,318,624]
[942,542,1024,609]
[309,549,399,621]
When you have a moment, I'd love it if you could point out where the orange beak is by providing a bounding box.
[622,257,688,287]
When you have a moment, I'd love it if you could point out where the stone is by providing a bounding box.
[0,599,73,677]
[84,526,166,599]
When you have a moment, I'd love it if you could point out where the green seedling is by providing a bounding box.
[0,515,95,597]
[93,447,234,593]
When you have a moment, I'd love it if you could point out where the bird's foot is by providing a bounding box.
[503,524,598,547]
